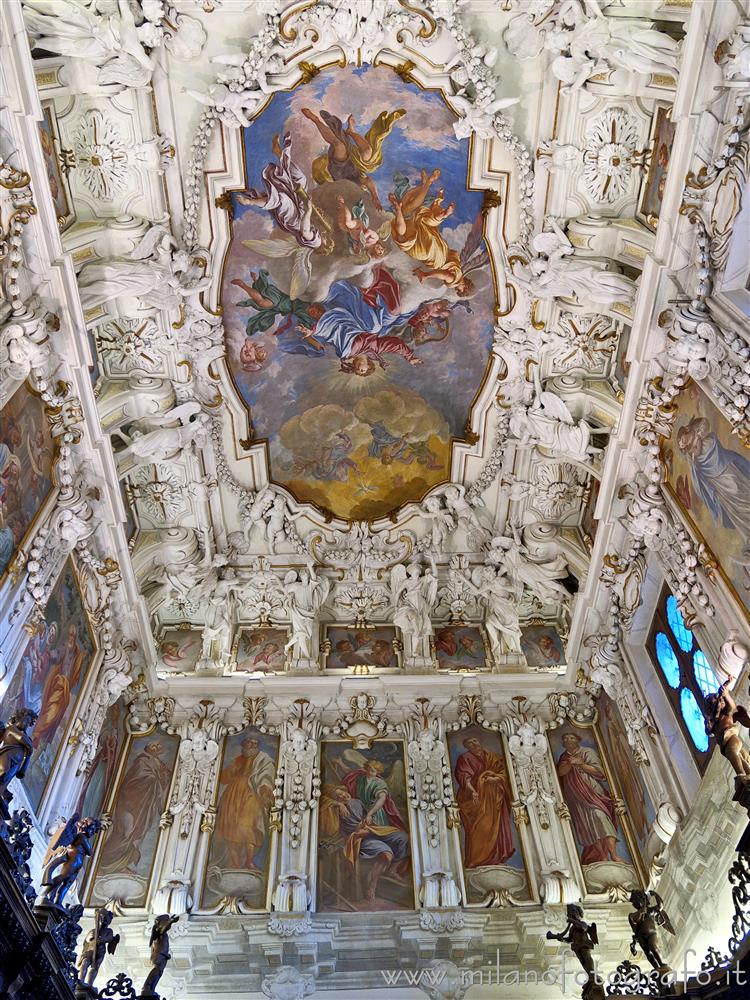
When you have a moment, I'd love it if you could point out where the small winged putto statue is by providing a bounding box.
[41,813,102,907]
[629,889,676,973]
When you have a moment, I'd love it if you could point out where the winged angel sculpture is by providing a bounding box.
[78,224,211,315]
[513,219,635,307]
[509,365,606,466]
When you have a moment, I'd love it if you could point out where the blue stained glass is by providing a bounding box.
[693,650,720,697]
[666,595,693,652]
[681,688,709,752]
[655,632,680,688]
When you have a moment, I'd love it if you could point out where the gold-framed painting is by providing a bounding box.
[520,622,567,669]
[232,626,289,673]
[202,727,280,910]
[88,725,179,907]
[157,627,203,673]
[637,102,675,230]
[447,724,530,903]
[0,556,96,812]
[547,719,645,895]
[318,739,414,912]
[39,100,74,232]
[321,624,401,672]
[661,380,750,625]
[0,380,57,585]
[434,624,491,671]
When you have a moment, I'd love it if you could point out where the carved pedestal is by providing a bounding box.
[33,902,67,934]
[74,983,98,1000]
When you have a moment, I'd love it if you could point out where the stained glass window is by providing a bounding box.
[693,650,720,697]
[648,585,715,769]
[655,632,680,688]
[666,595,694,653]
[680,689,709,753]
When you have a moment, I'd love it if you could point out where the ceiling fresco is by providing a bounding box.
[222,64,495,520]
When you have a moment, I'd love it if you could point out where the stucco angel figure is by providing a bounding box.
[23,0,156,89]
[514,219,635,307]
[0,318,50,390]
[390,561,438,653]
[185,83,265,129]
[115,401,211,472]
[715,25,750,83]
[420,494,455,552]
[488,527,571,605]
[509,368,602,464]
[283,565,330,661]
[441,484,491,549]
[469,566,523,655]
[78,225,210,314]
[41,814,102,907]
[667,313,724,381]
[244,488,300,554]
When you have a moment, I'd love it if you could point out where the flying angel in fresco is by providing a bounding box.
[302,106,406,210]
[388,169,488,296]
[238,132,334,300]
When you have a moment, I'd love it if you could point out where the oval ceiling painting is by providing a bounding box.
[222,64,495,520]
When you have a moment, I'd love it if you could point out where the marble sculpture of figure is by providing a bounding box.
[23,0,156,89]
[283,564,331,660]
[514,219,635,306]
[0,708,38,818]
[420,494,454,552]
[78,225,210,314]
[115,401,211,471]
[469,566,523,655]
[488,527,570,604]
[390,561,439,648]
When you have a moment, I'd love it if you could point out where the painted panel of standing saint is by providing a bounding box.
[596,693,656,862]
[222,63,495,521]
[89,729,178,907]
[447,726,528,904]
[203,728,280,909]
[548,722,640,894]
[0,382,55,582]
[318,742,413,912]
[0,558,96,810]
[76,698,126,819]
[663,382,750,624]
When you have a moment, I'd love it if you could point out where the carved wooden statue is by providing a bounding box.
[629,889,675,973]
[41,814,102,908]
[141,914,179,998]
[0,708,37,818]
[704,682,750,778]
[547,903,603,999]
[77,907,120,988]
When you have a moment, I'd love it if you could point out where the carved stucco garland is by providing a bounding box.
[181,3,534,250]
